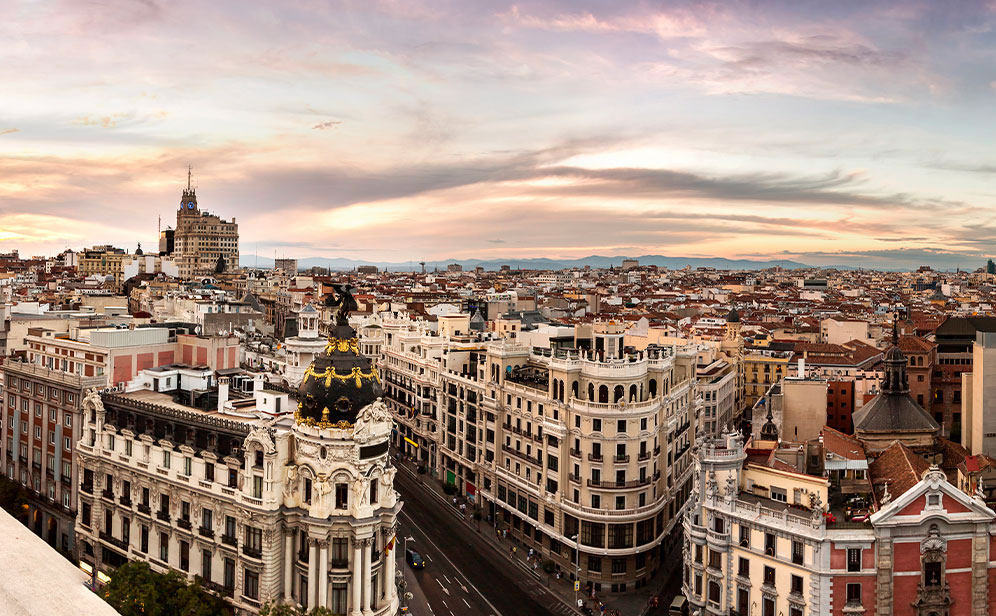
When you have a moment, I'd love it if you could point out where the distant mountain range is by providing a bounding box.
[239,254,835,272]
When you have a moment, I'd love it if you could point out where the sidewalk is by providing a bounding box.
[394,453,674,616]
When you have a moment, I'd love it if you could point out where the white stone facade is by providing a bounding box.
[376,314,699,593]
[74,387,400,615]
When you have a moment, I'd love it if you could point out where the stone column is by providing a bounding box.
[319,539,330,608]
[384,535,396,603]
[308,538,319,608]
[362,537,373,614]
[350,538,363,616]
[283,531,294,601]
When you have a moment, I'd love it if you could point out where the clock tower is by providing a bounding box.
[172,167,240,278]
[178,165,199,216]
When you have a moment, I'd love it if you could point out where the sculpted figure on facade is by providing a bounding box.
[283,465,299,499]
[314,474,332,510]
[353,476,367,505]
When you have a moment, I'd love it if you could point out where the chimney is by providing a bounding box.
[218,376,230,412]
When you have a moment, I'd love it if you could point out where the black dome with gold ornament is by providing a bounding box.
[295,286,381,429]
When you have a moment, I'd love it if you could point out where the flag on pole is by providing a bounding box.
[385,536,396,555]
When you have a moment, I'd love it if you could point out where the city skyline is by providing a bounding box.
[4,1,996,269]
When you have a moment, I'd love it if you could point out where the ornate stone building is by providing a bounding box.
[683,332,996,616]
[378,315,698,594]
[173,171,240,279]
[75,294,400,615]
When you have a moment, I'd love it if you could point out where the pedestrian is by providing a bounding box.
[533,561,538,571]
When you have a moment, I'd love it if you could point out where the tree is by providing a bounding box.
[0,475,28,519]
[259,601,339,616]
[102,562,232,616]
[101,562,160,616]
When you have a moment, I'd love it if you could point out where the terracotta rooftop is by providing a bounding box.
[821,426,866,461]
[868,441,930,501]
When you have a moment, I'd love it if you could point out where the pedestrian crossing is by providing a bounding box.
[548,601,580,615]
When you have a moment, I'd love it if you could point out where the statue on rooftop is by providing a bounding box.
[324,284,359,326]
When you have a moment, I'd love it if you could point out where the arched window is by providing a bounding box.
[572,381,579,399]
[629,384,638,402]
[613,385,624,403]
[649,379,658,398]
[588,383,595,401]
[599,385,609,403]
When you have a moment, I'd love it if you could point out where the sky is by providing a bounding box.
[4,0,996,270]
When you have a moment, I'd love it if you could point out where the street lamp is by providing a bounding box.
[571,534,580,610]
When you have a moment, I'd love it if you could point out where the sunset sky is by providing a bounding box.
[4,0,996,269]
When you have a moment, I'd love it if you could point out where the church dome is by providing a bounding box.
[295,321,382,429]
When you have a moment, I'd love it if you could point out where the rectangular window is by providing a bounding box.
[792,541,804,565]
[335,483,348,509]
[160,532,169,562]
[765,533,776,556]
[791,574,803,594]
[847,548,861,572]
[253,475,262,499]
[846,583,861,604]
[202,549,212,581]
[180,540,189,571]
[140,525,149,553]
[763,565,775,586]
[224,558,235,591]
[162,450,170,469]
[738,557,749,578]
[588,556,601,572]
[739,525,750,548]
[244,569,259,600]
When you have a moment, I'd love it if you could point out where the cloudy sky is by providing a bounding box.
[4,0,996,269]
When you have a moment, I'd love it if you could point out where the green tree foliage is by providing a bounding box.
[0,474,28,518]
[259,601,338,616]
[102,562,232,616]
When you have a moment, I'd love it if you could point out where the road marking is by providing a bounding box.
[444,574,451,584]
[400,510,505,616]
[462,598,471,608]
[425,553,433,562]
[442,600,448,608]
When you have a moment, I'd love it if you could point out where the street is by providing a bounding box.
[395,464,576,616]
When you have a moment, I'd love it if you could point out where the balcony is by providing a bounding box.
[61,474,72,485]
[243,545,262,560]
[222,534,237,547]
[199,527,215,538]
[101,489,114,501]
[587,453,603,463]
[80,482,93,495]
[586,477,651,490]
[203,580,234,598]
[614,455,630,463]
[707,529,730,548]
[137,503,151,515]
[569,449,581,459]
[99,531,129,552]
[157,511,170,523]
[501,444,541,465]
[177,518,192,530]
[638,451,650,461]
[119,496,132,507]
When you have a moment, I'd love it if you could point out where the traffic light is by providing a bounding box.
[574,580,580,591]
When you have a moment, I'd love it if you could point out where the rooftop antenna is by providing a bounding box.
[187,165,192,191]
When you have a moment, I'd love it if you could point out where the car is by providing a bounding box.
[406,548,425,568]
